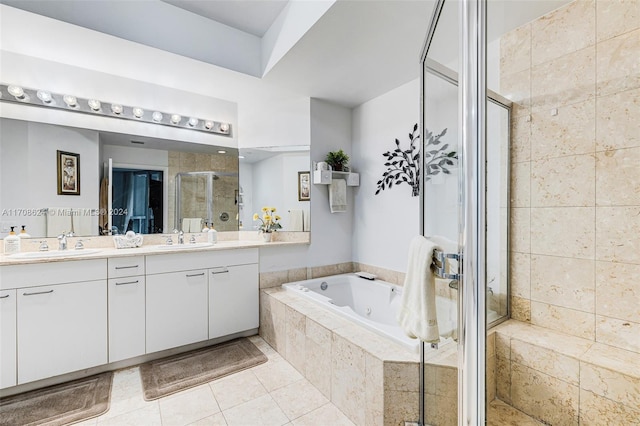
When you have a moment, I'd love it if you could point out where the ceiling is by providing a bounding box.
[1,0,571,108]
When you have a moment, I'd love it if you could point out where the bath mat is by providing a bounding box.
[139,337,268,400]
[0,372,112,426]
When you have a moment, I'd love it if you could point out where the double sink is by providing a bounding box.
[7,242,216,260]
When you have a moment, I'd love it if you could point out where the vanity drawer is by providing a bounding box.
[108,256,145,278]
[0,259,107,290]
[146,248,258,275]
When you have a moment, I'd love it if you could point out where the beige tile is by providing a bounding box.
[597,0,640,42]
[510,339,580,385]
[531,154,595,207]
[331,333,366,426]
[187,412,227,425]
[510,208,530,254]
[582,342,640,378]
[221,394,289,426]
[511,296,531,323]
[596,87,640,151]
[497,321,594,359]
[383,361,418,392]
[596,315,640,352]
[99,368,149,420]
[364,354,384,426]
[285,306,306,373]
[287,268,308,283]
[252,358,305,392]
[580,362,640,407]
[496,355,511,404]
[495,332,511,359]
[510,113,532,164]
[209,370,267,411]
[97,403,161,425]
[304,319,332,398]
[259,292,286,353]
[530,207,595,259]
[487,350,496,403]
[531,0,596,66]
[502,69,532,118]
[423,394,457,426]
[530,255,595,312]
[579,389,640,426]
[530,99,596,160]
[510,363,579,425]
[531,46,596,110]
[596,147,640,206]
[510,161,530,208]
[260,270,289,289]
[530,301,595,340]
[290,403,355,426]
[510,252,530,299]
[500,23,531,76]
[595,261,640,321]
[597,29,640,96]
[270,379,329,421]
[384,390,419,426]
[487,399,545,426]
[159,385,220,426]
[595,206,640,264]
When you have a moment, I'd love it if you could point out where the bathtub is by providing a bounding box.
[282,273,457,352]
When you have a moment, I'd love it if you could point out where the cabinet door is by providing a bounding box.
[0,289,16,389]
[108,276,146,363]
[209,264,259,339]
[17,280,107,384]
[146,269,208,353]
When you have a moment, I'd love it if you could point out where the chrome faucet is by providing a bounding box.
[57,233,69,250]
[178,230,184,244]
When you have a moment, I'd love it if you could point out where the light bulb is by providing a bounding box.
[37,90,52,104]
[204,121,214,130]
[220,123,230,132]
[63,95,77,107]
[88,99,101,111]
[170,114,182,125]
[111,104,123,115]
[133,107,145,118]
[188,117,198,127]
[152,111,163,122]
[217,150,226,154]
[8,85,25,99]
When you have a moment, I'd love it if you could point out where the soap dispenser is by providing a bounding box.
[4,226,21,254]
[19,225,31,238]
[208,225,218,244]
[202,222,210,233]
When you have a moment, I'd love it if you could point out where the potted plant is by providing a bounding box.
[253,206,282,242]
[325,149,350,172]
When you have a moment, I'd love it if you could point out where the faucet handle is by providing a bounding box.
[189,235,197,244]
[164,235,173,245]
[32,240,49,251]
[75,239,89,250]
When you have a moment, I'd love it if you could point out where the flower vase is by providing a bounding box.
[262,232,273,243]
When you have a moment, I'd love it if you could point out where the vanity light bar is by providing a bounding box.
[0,83,232,137]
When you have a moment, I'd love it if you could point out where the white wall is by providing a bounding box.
[352,79,421,272]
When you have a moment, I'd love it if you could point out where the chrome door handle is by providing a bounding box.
[186,272,205,277]
[0,294,9,299]
[211,268,229,275]
[115,265,139,269]
[115,280,139,286]
[23,289,54,296]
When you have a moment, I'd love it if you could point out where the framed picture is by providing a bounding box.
[298,171,310,201]
[57,150,80,195]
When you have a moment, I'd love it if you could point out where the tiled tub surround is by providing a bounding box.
[260,287,459,426]
[503,0,640,354]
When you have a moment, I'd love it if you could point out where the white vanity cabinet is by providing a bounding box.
[108,256,146,362]
[5,260,108,384]
[0,289,17,389]
[209,263,259,339]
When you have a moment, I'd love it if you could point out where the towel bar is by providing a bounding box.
[432,248,461,280]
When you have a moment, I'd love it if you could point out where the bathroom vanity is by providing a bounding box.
[0,242,272,392]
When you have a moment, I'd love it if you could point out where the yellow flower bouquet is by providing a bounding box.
[253,207,283,233]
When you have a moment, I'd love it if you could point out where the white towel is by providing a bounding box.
[289,209,304,231]
[397,235,442,343]
[46,208,73,237]
[181,218,202,232]
[329,179,347,213]
[72,209,93,236]
[303,209,310,232]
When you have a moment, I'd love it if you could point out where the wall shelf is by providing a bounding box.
[313,170,359,186]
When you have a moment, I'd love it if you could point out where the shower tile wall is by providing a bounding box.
[503,0,640,354]
[168,151,239,232]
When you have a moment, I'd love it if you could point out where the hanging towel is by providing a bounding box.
[397,235,442,343]
[99,178,108,232]
[289,209,304,231]
[329,179,347,213]
[303,209,310,231]
[181,218,202,232]
[72,209,93,236]
[46,208,72,237]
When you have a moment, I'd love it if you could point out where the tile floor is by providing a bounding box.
[76,336,355,426]
[70,335,539,426]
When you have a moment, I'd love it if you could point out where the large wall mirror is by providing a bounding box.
[0,117,310,238]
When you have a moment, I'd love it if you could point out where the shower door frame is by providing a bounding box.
[419,0,491,424]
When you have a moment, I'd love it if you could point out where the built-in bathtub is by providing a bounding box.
[282,273,456,352]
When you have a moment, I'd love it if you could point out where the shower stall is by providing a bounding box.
[421,0,639,424]
[174,171,239,233]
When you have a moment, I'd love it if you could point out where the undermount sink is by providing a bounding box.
[8,249,102,259]
[154,242,213,250]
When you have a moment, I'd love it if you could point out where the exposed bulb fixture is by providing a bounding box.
[188,117,198,127]
[111,104,123,115]
[152,111,163,122]
[204,121,214,130]
[88,99,101,111]
[220,123,230,132]
[133,107,145,118]
[170,114,182,125]
[63,94,77,107]
[8,85,25,99]
[238,155,245,159]
[217,150,227,154]
[36,90,52,104]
